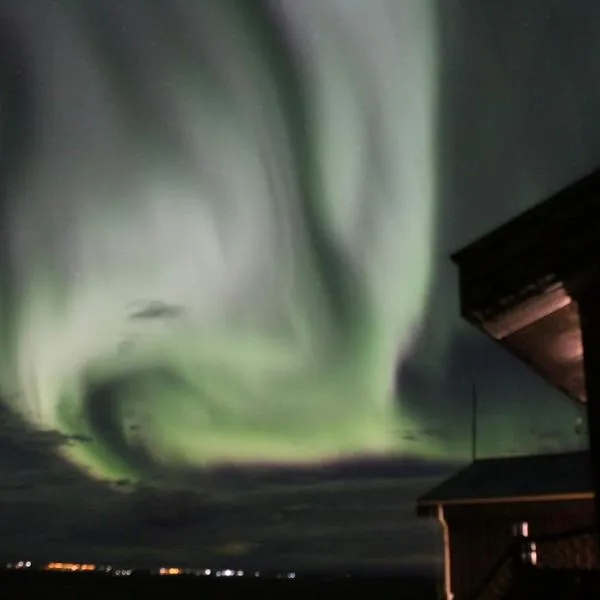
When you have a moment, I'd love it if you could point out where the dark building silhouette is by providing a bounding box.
[418,169,600,599]
[417,452,595,600]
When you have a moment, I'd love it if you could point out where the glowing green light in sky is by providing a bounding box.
[2,0,440,481]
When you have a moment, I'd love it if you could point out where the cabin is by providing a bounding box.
[417,452,595,600]
[417,168,600,599]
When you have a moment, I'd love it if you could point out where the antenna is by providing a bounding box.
[471,384,478,462]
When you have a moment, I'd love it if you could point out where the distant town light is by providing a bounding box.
[159,567,182,576]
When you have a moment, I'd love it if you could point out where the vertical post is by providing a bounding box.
[572,278,600,543]
[471,384,478,462]
[437,505,454,600]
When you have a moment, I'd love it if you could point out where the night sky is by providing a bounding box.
[0,0,599,575]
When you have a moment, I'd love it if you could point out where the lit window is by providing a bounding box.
[512,521,529,537]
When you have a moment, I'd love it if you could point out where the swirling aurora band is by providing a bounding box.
[0,0,441,481]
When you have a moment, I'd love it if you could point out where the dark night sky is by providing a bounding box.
[1,0,600,574]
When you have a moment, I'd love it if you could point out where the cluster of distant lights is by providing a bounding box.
[7,562,123,575]
[46,563,97,572]
[159,568,295,579]
[5,561,296,579]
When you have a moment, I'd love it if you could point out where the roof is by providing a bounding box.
[447,168,600,405]
[417,451,592,511]
[450,166,600,273]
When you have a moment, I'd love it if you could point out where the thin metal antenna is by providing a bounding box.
[471,384,478,462]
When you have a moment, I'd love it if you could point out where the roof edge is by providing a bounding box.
[449,167,600,265]
[417,491,593,510]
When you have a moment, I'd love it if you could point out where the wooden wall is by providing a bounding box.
[443,498,596,600]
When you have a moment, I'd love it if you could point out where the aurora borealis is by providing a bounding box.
[2,0,600,573]
[1,0,440,481]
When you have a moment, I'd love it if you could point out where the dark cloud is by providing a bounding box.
[0,414,451,572]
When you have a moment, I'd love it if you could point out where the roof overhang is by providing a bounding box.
[417,491,594,518]
[452,169,600,404]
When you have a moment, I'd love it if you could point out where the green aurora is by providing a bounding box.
[1,0,443,482]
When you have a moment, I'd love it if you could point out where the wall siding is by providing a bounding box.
[444,498,596,600]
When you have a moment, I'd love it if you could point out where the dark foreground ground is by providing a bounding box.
[1,570,439,599]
